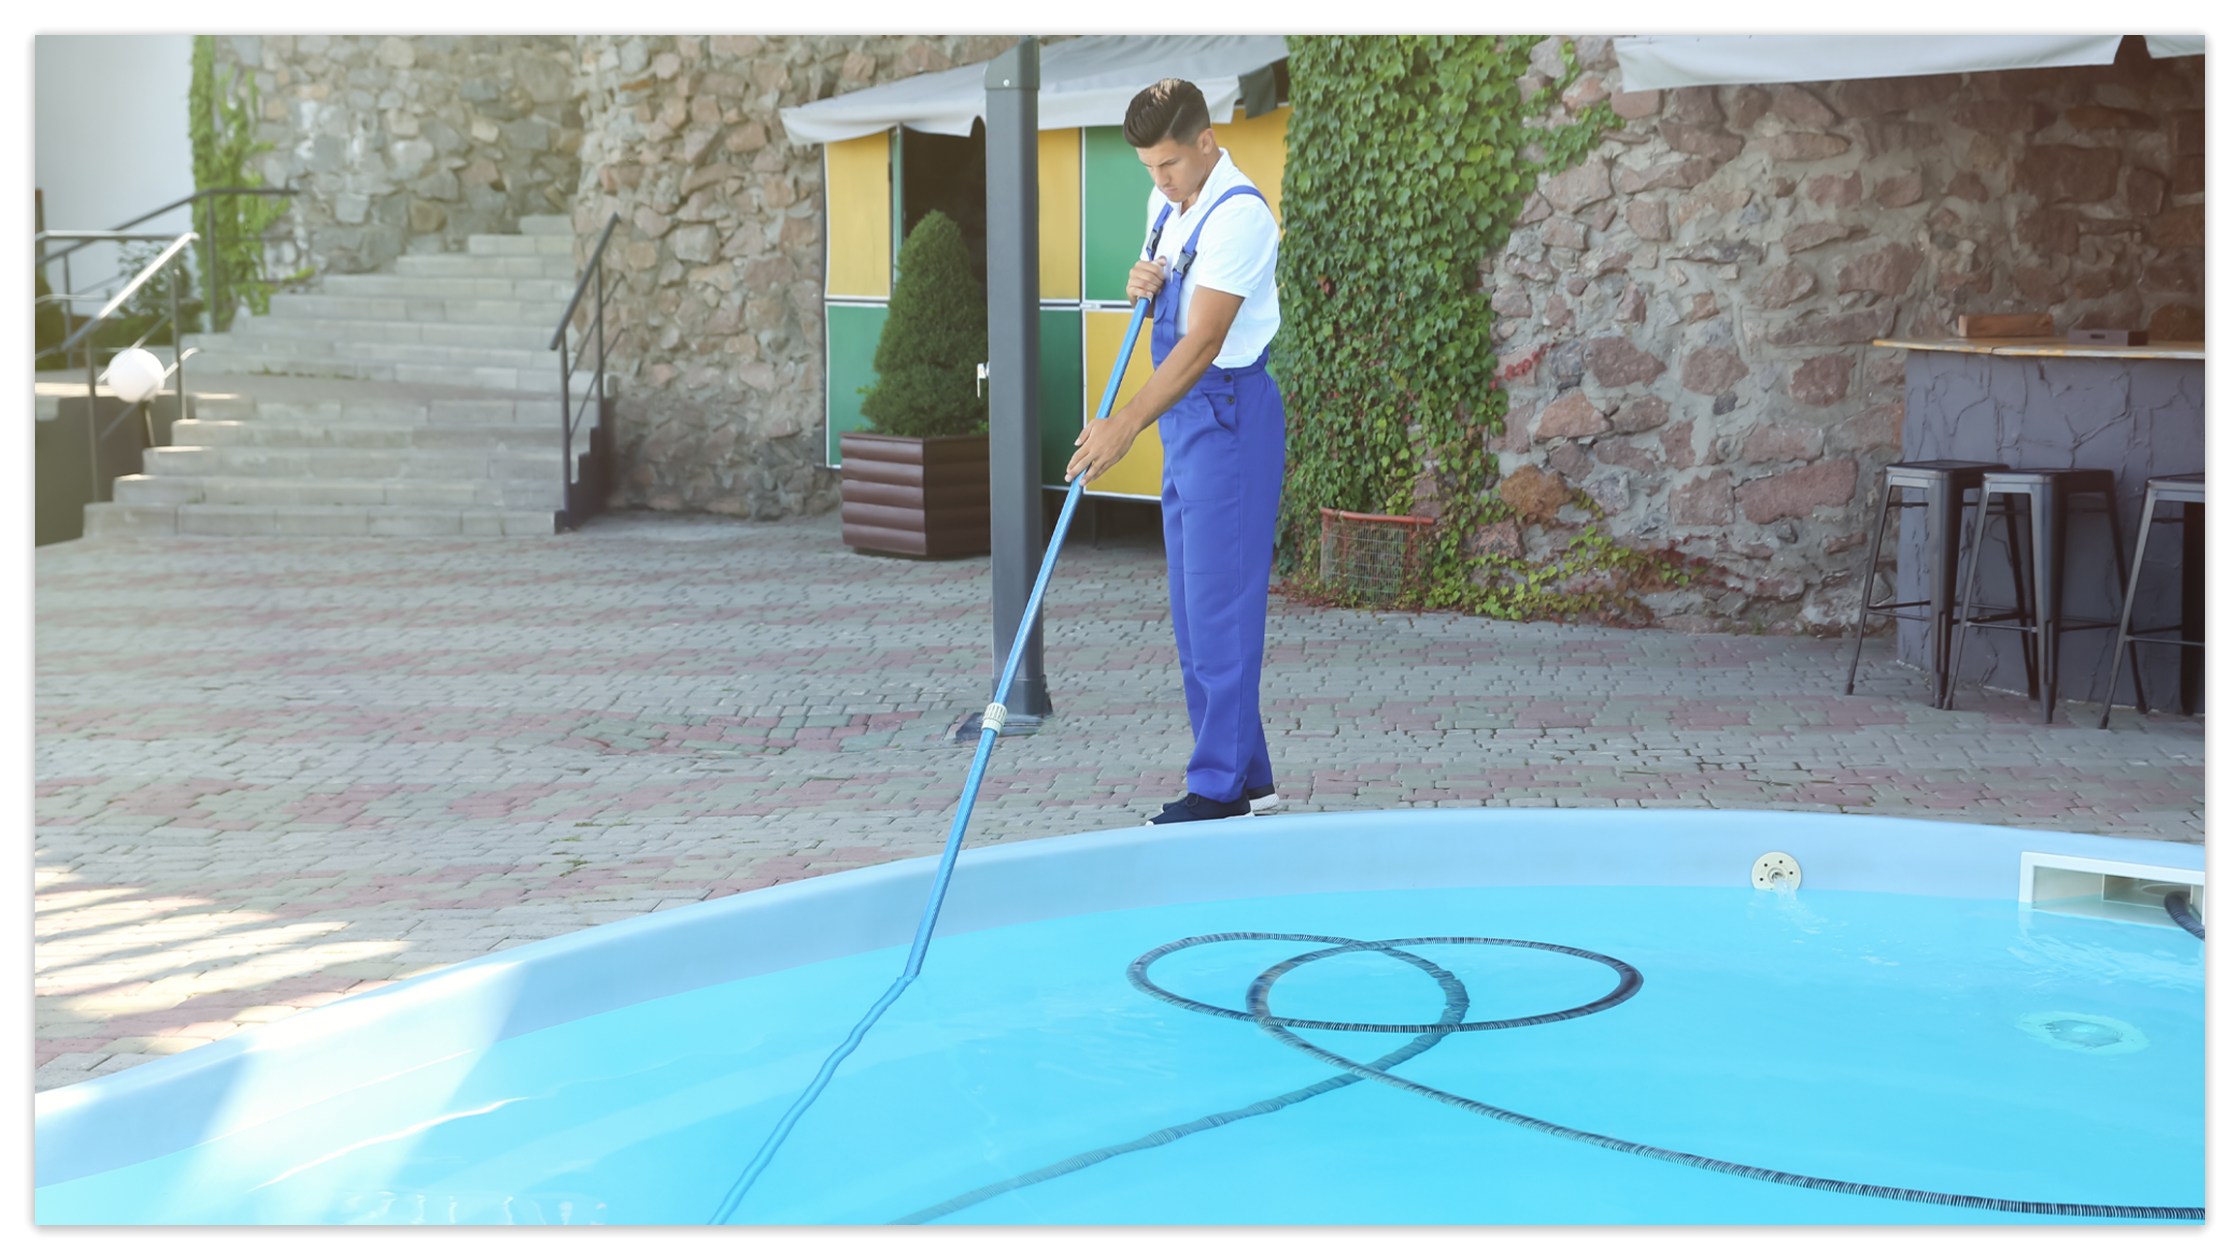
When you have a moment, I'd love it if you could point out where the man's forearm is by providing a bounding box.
[1116,331,1224,433]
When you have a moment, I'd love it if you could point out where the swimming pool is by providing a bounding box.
[34,809,2203,1225]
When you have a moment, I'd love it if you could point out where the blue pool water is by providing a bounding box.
[36,882,2203,1225]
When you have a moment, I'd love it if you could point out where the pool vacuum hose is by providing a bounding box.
[707,292,1157,1224]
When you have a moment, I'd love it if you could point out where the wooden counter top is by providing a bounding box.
[1873,337,2205,361]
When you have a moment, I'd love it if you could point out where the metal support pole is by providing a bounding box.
[558,331,573,525]
[593,255,606,494]
[61,253,75,374]
[208,191,225,329]
[170,259,185,434]
[84,300,100,504]
[203,196,220,331]
[983,37,1051,722]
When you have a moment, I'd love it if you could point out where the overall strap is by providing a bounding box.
[1174,185,1269,281]
[1144,202,1175,262]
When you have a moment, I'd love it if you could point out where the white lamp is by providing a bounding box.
[100,347,167,405]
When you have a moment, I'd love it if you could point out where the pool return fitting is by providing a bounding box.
[706,277,1163,1225]
[1751,851,1800,890]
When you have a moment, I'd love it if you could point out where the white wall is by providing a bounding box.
[35,35,196,304]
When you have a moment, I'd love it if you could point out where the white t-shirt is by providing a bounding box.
[1142,149,1281,368]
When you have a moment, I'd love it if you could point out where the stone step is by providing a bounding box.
[219,313,551,347]
[465,232,578,257]
[108,474,202,506]
[182,351,601,393]
[180,350,501,389]
[114,472,565,509]
[172,417,567,451]
[392,252,578,281]
[84,501,560,538]
[188,394,603,428]
[144,444,568,480]
[193,332,552,371]
[318,274,574,301]
[268,293,553,325]
[518,214,574,237]
[218,317,554,350]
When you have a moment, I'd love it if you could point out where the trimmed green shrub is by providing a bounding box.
[859,210,989,438]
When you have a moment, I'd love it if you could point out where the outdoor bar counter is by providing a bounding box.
[1874,336,2204,713]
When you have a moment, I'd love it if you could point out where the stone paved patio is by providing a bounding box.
[33,509,2205,1090]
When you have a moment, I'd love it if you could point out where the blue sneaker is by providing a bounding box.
[1245,783,1280,815]
[1145,792,1252,825]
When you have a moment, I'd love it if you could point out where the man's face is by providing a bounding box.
[1134,127,1219,206]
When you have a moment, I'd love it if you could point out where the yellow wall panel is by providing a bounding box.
[1082,308,1164,498]
[824,132,891,298]
[1219,104,1289,226]
[1038,129,1082,300]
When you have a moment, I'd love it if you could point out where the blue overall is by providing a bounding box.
[1145,185,1286,802]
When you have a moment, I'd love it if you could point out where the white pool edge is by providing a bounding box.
[33,807,2204,1189]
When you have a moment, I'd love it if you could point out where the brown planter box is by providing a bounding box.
[839,431,991,558]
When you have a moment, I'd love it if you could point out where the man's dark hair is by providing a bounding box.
[1124,78,1213,148]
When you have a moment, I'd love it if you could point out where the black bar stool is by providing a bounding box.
[2097,473,2205,729]
[1843,460,2024,703]
[1944,468,2143,723]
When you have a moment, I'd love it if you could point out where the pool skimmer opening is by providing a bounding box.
[2020,852,2203,931]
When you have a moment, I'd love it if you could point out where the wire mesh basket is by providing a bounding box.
[1318,508,1437,602]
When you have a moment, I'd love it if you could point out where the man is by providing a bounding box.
[1065,78,1286,826]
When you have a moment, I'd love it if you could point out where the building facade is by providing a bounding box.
[216,34,2205,633]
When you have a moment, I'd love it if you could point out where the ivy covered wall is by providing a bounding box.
[1278,35,2204,634]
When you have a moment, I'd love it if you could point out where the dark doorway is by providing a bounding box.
[900,122,988,290]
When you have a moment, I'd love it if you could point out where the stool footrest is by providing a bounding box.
[2122,632,2207,649]
[1959,620,2121,634]
[1861,599,1933,614]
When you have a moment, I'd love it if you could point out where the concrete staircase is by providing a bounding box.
[79,213,611,539]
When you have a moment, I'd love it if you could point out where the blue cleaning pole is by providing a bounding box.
[708,293,1155,1224]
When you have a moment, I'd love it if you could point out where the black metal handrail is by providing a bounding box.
[551,212,620,353]
[49,232,197,358]
[552,213,622,529]
[37,186,298,369]
[37,230,201,507]
[34,187,293,269]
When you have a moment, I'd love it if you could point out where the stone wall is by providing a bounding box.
[1486,35,2204,634]
[571,35,1018,519]
[219,35,582,273]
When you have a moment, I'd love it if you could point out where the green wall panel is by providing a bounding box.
[825,302,889,465]
[1037,308,1086,487]
[1082,125,1154,305]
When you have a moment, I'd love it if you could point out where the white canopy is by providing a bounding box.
[779,34,1289,144]
[2145,34,2208,59]
[1614,34,2202,92]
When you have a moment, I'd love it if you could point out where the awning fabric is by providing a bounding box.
[2144,34,2207,59]
[779,35,1289,144]
[1613,34,2200,92]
